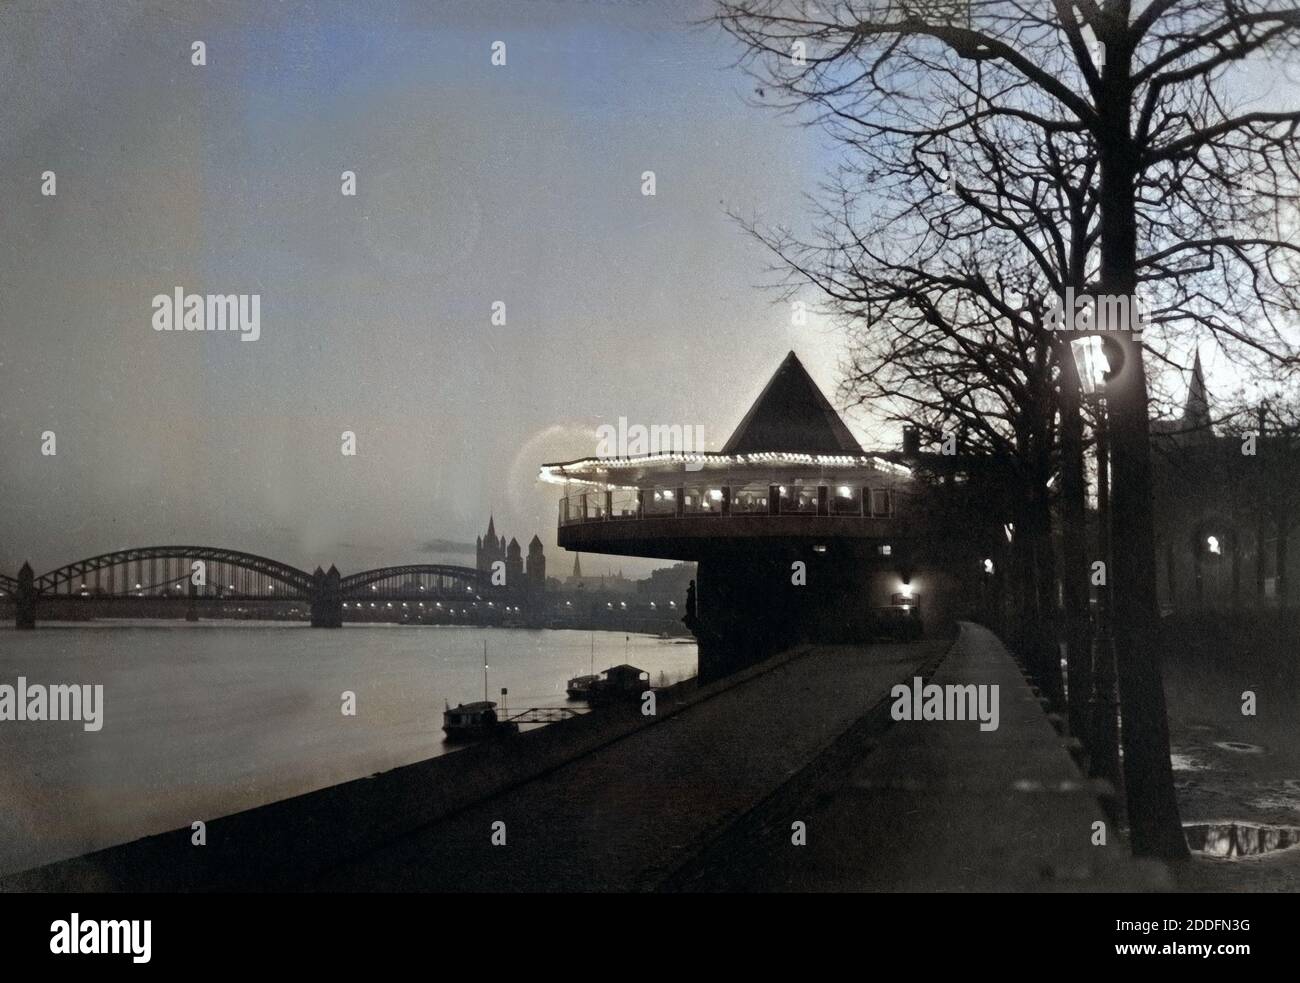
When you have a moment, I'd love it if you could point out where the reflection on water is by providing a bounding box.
[0,622,696,876]
[1213,741,1265,754]
[1184,822,1300,858]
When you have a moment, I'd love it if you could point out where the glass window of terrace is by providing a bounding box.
[645,488,676,516]
[831,484,864,516]
[683,487,724,514]
[778,484,818,514]
[731,485,769,513]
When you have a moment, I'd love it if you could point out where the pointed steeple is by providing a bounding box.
[722,351,863,455]
[1182,351,1211,433]
[485,514,497,541]
[572,553,583,579]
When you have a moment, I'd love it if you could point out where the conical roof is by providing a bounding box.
[1182,351,1210,432]
[722,352,863,455]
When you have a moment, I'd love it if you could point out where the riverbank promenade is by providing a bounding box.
[1,624,1169,892]
[666,622,1170,891]
[315,623,1166,892]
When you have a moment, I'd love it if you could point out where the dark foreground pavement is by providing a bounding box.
[310,639,949,891]
[665,622,1170,892]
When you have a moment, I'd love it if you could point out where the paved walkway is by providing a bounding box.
[666,622,1170,891]
[311,640,949,891]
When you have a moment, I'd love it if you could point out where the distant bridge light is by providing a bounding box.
[342,603,349,608]
[135,583,141,589]
[669,601,676,608]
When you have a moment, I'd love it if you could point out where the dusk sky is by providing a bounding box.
[0,1,1281,578]
[0,0,855,578]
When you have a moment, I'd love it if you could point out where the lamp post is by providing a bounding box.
[1069,335,1124,805]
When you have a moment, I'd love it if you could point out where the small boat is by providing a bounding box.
[566,673,600,699]
[567,632,599,699]
[587,664,651,704]
[442,700,518,741]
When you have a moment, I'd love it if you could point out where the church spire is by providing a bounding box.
[1182,351,1211,433]
[572,553,583,579]
[485,514,497,540]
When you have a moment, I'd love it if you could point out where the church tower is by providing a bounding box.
[506,537,524,586]
[526,534,546,588]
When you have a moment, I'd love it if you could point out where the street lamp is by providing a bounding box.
[1069,334,1123,799]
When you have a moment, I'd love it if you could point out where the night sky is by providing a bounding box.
[0,0,850,578]
[0,1,1281,577]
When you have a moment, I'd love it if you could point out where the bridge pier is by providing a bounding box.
[311,564,342,627]
[16,561,36,629]
[185,579,199,622]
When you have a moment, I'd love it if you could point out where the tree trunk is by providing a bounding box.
[1058,349,1093,744]
[1276,516,1289,611]
[1095,33,1188,859]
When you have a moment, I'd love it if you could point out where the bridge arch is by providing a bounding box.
[338,564,484,598]
[31,546,315,596]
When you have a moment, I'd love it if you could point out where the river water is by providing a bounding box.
[0,622,697,877]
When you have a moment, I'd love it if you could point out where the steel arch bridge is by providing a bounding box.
[27,546,317,596]
[3,548,488,600]
[338,564,485,599]
[2,547,496,627]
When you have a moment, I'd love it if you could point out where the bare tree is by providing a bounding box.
[713,0,1300,858]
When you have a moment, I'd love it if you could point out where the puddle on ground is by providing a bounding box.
[1184,822,1300,858]
[1213,741,1265,754]
[1170,751,1209,771]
